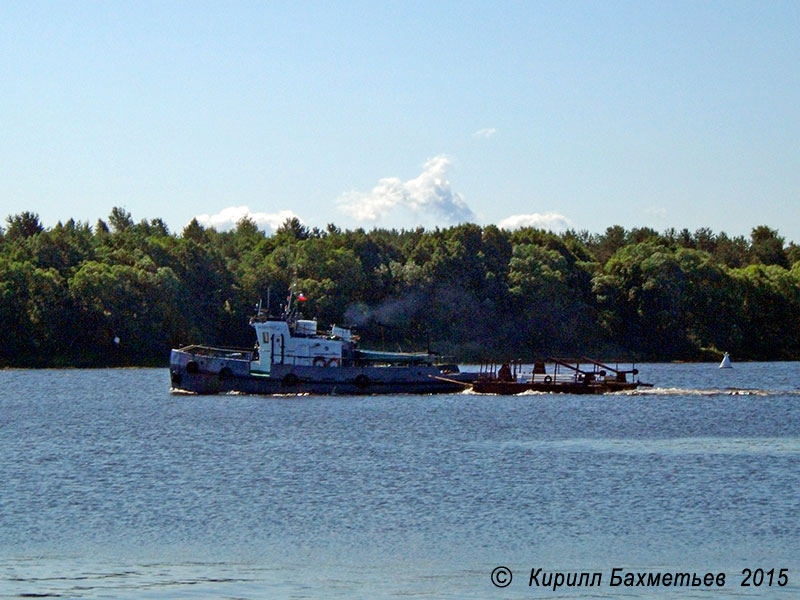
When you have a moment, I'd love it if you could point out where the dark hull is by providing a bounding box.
[169,349,474,396]
[471,380,651,395]
[171,371,470,395]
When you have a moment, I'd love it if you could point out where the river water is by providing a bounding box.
[1,363,798,598]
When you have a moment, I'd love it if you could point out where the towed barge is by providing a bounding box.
[468,357,653,395]
[169,300,476,396]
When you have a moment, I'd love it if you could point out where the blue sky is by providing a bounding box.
[3,1,799,242]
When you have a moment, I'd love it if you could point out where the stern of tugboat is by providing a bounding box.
[169,345,253,394]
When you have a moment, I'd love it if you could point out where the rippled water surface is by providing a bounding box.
[1,363,798,598]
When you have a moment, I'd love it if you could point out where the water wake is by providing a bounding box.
[462,386,800,397]
[616,387,800,397]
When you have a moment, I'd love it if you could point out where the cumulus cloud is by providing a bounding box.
[193,206,302,232]
[337,155,476,224]
[473,128,497,138]
[497,212,573,231]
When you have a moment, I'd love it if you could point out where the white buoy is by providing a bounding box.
[719,352,732,368]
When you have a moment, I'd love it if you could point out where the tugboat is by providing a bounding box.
[169,294,476,395]
[467,357,653,395]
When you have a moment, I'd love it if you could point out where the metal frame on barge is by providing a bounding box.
[468,357,653,395]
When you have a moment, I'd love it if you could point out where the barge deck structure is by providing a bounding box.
[468,357,652,395]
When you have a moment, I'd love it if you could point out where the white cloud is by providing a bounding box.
[193,206,302,232]
[337,155,476,224]
[644,206,667,219]
[473,128,497,138]
[497,212,573,231]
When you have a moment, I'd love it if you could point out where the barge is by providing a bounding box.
[467,357,653,395]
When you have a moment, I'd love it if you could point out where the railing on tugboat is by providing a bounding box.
[177,345,255,361]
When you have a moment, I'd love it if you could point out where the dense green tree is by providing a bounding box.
[787,242,800,266]
[5,212,44,241]
[713,233,749,268]
[2,210,799,365]
[591,225,628,264]
[27,220,95,274]
[275,217,310,243]
[729,264,800,358]
[749,225,788,268]
[694,227,717,253]
[108,207,134,233]
[293,238,365,323]
[0,258,35,360]
[26,266,73,358]
[593,242,694,357]
[508,243,586,352]
[675,248,739,354]
[182,218,208,243]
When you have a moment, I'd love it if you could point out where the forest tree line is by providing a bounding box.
[2,208,800,367]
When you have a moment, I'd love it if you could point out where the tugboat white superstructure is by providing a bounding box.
[169,296,474,395]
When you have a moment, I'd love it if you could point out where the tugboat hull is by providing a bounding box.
[169,348,474,396]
